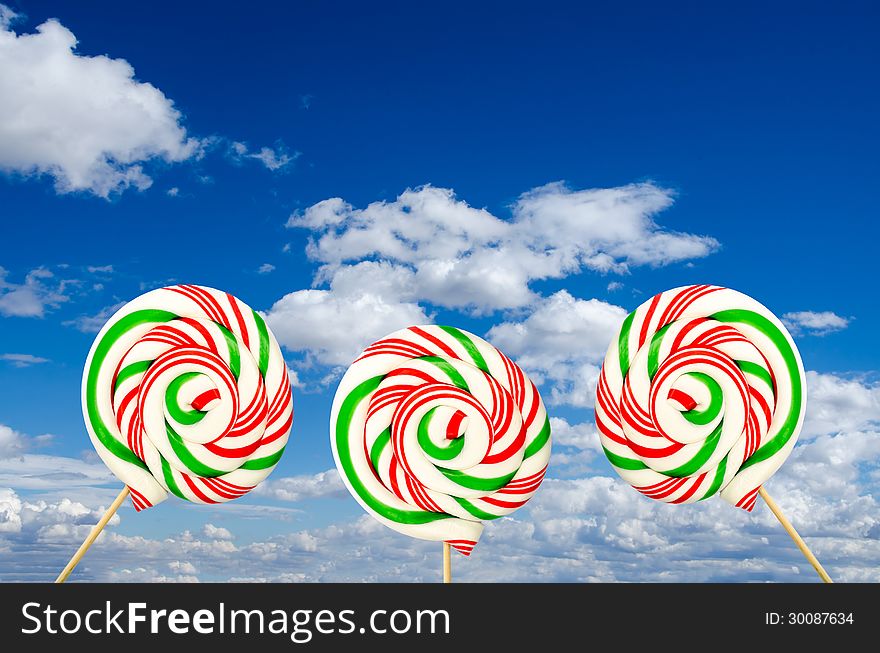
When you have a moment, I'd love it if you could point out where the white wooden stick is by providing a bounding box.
[759,487,832,583]
[443,542,451,583]
[55,486,129,583]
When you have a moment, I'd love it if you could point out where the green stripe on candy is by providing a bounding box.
[737,360,775,397]
[113,360,152,392]
[420,356,469,391]
[215,322,241,381]
[712,309,803,471]
[680,372,722,426]
[165,372,209,426]
[647,322,673,380]
[240,447,285,470]
[617,310,636,377]
[454,496,502,520]
[524,415,551,459]
[602,446,648,470]
[417,408,464,461]
[438,325,490,374]
[161,456,188,500]
[335,376,450,526]
[700,455,727,500]
[370,428,391,471]
[253,310,270,378]
[165,422,224,478]
[437,467,516,492]
[86,309,177,471]
[664,421,722,477]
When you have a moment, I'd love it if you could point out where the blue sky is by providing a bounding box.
[0,1,878,582]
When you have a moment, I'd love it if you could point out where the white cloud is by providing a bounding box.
[802,371,880,438]
[549,417,600,451]
[0,10,202,197]
[202,524,234,541]
[0,487,22,533]
[168,560,198,575]
[257,263,275,275]
[0,353,49,367]
[487,290,627,407]
[0,423,44,458]
[287,183,717,314]
[230,141,297,171]
[1,409,878,583]
[63,301,126,333]
[271,182,713,382]
[166,186,179,197]
[0,488,118,540]
[0,453,115,489]
[264,288,429,366]
[0,266,68,317]
[0,4,17,29]
[513,182,719,270]
[606,281,623,292]
[253,469,346,502]
[86,265,113,274]
[0,423,26,457]
[285,366,304,390]
[783,311,850,336]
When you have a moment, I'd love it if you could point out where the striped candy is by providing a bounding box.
[82,285,293,511]
[330,325,551,556]
[595,285,805,511]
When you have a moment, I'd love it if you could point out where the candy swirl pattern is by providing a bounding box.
[595,285,805,511]
[330,326,551,555]
[82,285,293,511]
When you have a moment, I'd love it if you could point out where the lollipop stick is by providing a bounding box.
[443,542,451,583]
[758,487,832,583]
[55,486,129,583]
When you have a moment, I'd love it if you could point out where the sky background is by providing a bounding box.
[0,0,878,582]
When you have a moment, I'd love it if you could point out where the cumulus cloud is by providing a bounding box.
[264,288,429,366]
[0,8,202,197]
[550,417,600,452]
[0,386,877,583]
[288,183,717,314]
[0,266,69,317]
[4,432,876,582]
[254,469,346,502]
[257,263,275,275]
[0,4,17,29]
[0,424,27,459]
[0,487,22,533]
[487,290,627,407]
[203,523,234,541]
[0,453,114,489]
[63,301,126,333]
[0,423,54,458]
[229,141,298,171]
[783,311,850,336]
[271,182,712,382]
[802,371,880,439]
[0,353,49,367]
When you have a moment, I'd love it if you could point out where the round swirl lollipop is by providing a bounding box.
[330,325,551,560]
[83,284,293,509]
[56,284,294,582]
[596,284,803,509]
[596,285,831,581]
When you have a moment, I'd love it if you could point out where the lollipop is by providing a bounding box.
[330,325,551,571]
[57,284,293,581]
[595,284,830,581]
